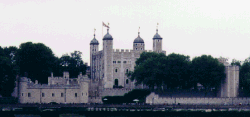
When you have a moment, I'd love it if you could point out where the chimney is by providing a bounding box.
[35,80,38,84]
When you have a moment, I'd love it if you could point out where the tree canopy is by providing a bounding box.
[0,46,18,97]
[191,55,226,91]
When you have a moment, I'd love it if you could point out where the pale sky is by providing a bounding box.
[1,0,250,64]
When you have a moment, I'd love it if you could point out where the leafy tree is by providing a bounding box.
[231,59,242,67]
[58,51,86,78]
[16,42,56,84]
[0,46,17,97]
[126,52,168,90]
[191,55,226,93]
[164,53,192,89]
[239,61,250,90]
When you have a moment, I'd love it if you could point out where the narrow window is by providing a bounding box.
[95,49,96,51]
[158,40,159,42]
[22,93,23,96]
[61,93,63,97]
[126,79,129,84]
[52,93,54,97]
[123,61,126,63]
[118,61,121,63]
[115,69,117,72]
[136,48,137,50]
[135,44,137,46]
[42,93,45,97]
[28,93,31,97]
[141,48,142,50]
[126,69,128,73]
[86,93,87,96]
[75,93,77,97]
[82,93,83,96]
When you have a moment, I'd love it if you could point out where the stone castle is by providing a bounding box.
[18,72,89,103]
[16,26,240,104]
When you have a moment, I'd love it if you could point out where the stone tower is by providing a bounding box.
[90,32,99,80]
[217,57,239,97]
[133,31,145,51]
[153,28,163,53]
[103,28,114,88]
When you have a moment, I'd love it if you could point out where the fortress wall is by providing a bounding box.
[101,88,132,97]
[146,93,250,105]
[88,97,102,103]
[41,89,65,103]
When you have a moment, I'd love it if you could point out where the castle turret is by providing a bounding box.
[133,27,145,51]
[19,77,28,103]
[153,25,163,53]
[103,28,113,88]
[90,30,99,80]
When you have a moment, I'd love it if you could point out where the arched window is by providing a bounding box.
[136,48,137,50]
[115,69,117,72]
[126,69,128,73]
[114,79,118,86]
[126,79,129,84]
[141,48,142,50]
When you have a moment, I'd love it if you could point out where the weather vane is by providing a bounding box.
[157,23,159,33]
[94,28,96,34]
[108,22,110,29]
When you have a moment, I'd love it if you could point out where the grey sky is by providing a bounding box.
[1,0,250,64]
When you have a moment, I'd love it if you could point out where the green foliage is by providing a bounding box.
[58,51,86,78]
[102,89,151,104]
[231,59,241,67]
[127,52,168,90]
[191,55,226,90]
[239,61,250,90]
[16,42,56,83]
[164,53,191,89]
[0,46,17,97]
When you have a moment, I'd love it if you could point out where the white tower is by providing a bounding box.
[90,29,99,80]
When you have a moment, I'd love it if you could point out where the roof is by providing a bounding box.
[90,35,99,45]
[103,29,113,40]
[153,29,162,39]
[133,32,144,43]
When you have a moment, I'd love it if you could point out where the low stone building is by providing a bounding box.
[18,72,89,104]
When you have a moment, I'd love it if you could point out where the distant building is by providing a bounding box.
[18,72,89,104]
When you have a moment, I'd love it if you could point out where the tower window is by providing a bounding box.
[123,61,126,63]
[115,69,118,72]
[61,93,63,97]
[158,40,159,42]
[52,93,54,97]
[141,48,142,50]
[136,48,137,50]
[126,69,128,73]
[113,61,116,64]
[95,49,96,51]
[42,93,45,97]
[28,93,31,97]
[126,79,129,84]
[135,44,137,46]
[75,93,77,97]
[141,44,143,45]
[118,61,121,63]
[22,93,23,96]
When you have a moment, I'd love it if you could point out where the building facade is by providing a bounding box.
[18,72,89,104]
[90,28,166,90]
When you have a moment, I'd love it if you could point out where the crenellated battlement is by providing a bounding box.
[113,49,134,53]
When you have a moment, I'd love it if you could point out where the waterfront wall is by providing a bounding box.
[101,88,132,97]
[146,92,250,105]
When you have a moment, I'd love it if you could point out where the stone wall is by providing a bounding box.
[101,88,132,97]
[146,92,250,105]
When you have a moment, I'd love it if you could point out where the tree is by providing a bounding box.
[231,59,241,67]
[239,61,250,90]
[16,42,56,84]
[58,51,86,78]
[0,46,17,97]
[127,52,168,90]
[191,55,226,93]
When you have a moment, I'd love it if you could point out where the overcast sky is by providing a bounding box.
[1,0,250,64]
